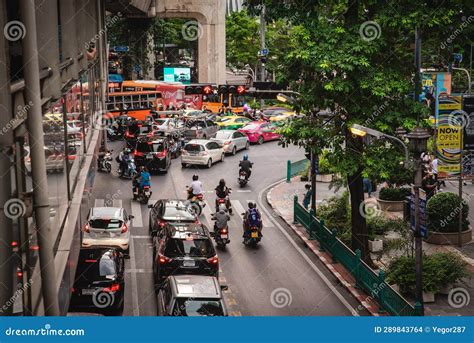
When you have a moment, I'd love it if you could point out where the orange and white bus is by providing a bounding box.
[106,90,162,121]
[201,93,245,114]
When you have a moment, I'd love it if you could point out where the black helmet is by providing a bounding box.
[219,179,225,187]
[192,174,198,181]
[248,202,255,209]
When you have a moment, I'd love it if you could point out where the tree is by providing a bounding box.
[226,10,260,69]
[246,0,473,262]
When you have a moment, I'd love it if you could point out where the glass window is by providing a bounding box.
[184,144,204,152]
[173,299,224,316]
[136,142,164,153]
[215,131,232,139]
[163,206,195,221]
[99,255,117,276]
[89,219,123,229]
[242,123,260,130]
[164,238,213,258]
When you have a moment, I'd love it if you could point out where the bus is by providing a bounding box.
[106,90,162,121]
[201,93,245,114]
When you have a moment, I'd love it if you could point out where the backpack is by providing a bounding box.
[248,208,260,226]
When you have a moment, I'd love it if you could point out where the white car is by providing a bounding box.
[211,130,250,155]
[181,139,225,168]
[82,207,133,254]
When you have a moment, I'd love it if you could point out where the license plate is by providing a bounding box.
[144,191,150,197]
[183,260,195,267]
[146,154,153,159]
[82,289,95,295]
[251,232,258,238]
[220,234,228,239]
[240,175,245,180]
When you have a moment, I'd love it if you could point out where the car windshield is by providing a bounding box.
[185,121,204,128]
[218,117,231,122]
[172,298,224,316]
[163,206,195,221]
[214,131,232,139]
[136,142,164,153]
[184,144,204,152]
[164,238,213,258]
[241,123,260,130]
[89,219,122,229]
[76,253,117,282]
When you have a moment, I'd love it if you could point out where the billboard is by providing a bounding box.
[163,67,191,84]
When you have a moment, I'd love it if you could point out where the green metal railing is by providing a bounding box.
[287,159,309,182]
[293,195,421,316]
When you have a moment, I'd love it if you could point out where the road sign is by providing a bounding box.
[113,46,129,52]
[410,188,427,237]
[261,48,269,56]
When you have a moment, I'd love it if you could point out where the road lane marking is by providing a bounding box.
[132,235,151,239]
[129,237,140,316]
[236,190,251,193]
[258,180,359,316]
[94,199,104,207]
[202,201,214,226]
[231,200,246,218]
[125,269,152,273]
[113,199,122,208]
[131,201,144,228]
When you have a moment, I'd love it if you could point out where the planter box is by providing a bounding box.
[368,239,383,252]
[316,174,333,183]
[423,291,435,303]
[376,198,405,212]
[425,228,472,245]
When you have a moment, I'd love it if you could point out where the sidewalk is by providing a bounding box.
[267,177,474,316]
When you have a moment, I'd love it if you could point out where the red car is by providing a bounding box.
[238,121,280,145]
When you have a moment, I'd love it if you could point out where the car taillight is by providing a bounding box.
[182,150,188,155]
[159,254,172,264]
[85,259,97,263]
[158,220,167,227]
[103,283,120,292]
[134,150,144,157]
[83,222,90,233]
[207,255,218,265]
[125,132,133,138]
[121,223,128,233]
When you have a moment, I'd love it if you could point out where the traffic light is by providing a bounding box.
[217,85,246,95]
[236,85,246,95]
[218,85,228,94]
[203,85,213,95]
[185,85,213,95]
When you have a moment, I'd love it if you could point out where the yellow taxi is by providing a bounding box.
[216,116,252,130]
[268,111,297,126]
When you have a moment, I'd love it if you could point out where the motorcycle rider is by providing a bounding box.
[215,179,232,215]
[212,204,231,242]
[138,166,151,194]
[188,174,203,200]
[117,148,132,176]
[243,202,262,242]
[239,154,253,180]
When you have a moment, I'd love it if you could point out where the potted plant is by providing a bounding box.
[377,187,411,212]
[316,150,334,183]
[366,215,409,253]
[299,163,310,181]
[425,192,471,245]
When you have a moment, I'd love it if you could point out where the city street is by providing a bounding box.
[90,139,362,316]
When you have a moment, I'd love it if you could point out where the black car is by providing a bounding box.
[124,121,158,147]
[152,224,218,289]
[148,199,198,236]
[69,247,125,314]
[133,137,171,173]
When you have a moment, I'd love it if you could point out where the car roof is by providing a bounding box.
[187,139,212,145]
[169,275,222,299]
[165,223,209,239]
[215,129,236,133]
[78,247,120,260]
[136,136,166,143]
[162,199,190,208]
[89,207,123,219]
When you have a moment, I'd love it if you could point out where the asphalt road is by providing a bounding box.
[90,138,364,316]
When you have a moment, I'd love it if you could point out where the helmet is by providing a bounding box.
[124,148,131,154]
[248,202,255,209]
[243,154,248,161]
[140,166,146,172]
[219,179,225,187]
[192,174,199,181]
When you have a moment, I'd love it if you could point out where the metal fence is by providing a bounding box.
[293,195,422,316]
[287,159,309,182]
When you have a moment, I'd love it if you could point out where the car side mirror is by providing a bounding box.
[220,285,229,291]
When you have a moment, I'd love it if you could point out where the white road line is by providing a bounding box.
[258,180,359,316]
[201,201,214,227]
[236,190,252,193]
[131,202,144,228]
[113,199,122,208]
[129,237,140,316]
[125,269,152,273]
[231,200,246,218]
[94,199,104,207]
[132,235,151,239]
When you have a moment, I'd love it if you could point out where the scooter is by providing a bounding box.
[215,189,232,214]
[211,221,230,249]
[135,185,152,204]
[119,158,137,179]
[187,188,205,216]
[106,126,123,141]
[238,171,249,187]
[242,213,262,247]
[97,150,113,173]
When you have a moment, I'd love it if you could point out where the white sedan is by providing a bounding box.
[211,130,250,155]
[181,139,225,168]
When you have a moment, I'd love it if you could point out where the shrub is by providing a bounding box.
[318,150,333,175]
[378,187,411,201]
[426,192,469,233]
[367,215,409,235]
[317,191,351,233]
[386,252,469,293]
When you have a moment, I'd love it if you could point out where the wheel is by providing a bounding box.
[181,163,187,168]
[257,136,264,145]
[207,159,212,168]
[106,165,111,173]
[245,141,250,150]
[220,154,225,162]
[190,202,202,216]
[231,146,236,155]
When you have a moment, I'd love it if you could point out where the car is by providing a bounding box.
[211,129,249,155]
[181,139,225,168]
[157,275,228,316]
[133,137,171,173]
[238,121,281,144]
[152,117,185,133]
[148,199,198,237]
[24,146,64,175]
[216,116,252,130]
[82,207,133,255]
[268,111,297,126]
[69,247,125,314]
[183,119,219,141]
[124,121,158,147]
[152,223,219,288]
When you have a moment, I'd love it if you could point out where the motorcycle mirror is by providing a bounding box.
[129,215,134,219]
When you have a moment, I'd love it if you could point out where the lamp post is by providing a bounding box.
[405,127,431,316]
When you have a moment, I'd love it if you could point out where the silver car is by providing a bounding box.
[82,207,133,254]
[211,130,250,155]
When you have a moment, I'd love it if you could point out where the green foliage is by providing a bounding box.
[225,10,260,69]
[387,252,469,293]
[426,192,470,233]
[317,191,351,234]
[318,150,333,175]
[367,215,409,236]
[378,187,411,201]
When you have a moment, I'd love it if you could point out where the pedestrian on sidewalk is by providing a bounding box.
[432,157,446,190]
[363,177,373,198]
[303,184,312,209]
[422,171,437,200]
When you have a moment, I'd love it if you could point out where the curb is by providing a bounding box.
[267,180,383,317]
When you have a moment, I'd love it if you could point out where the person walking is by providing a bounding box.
[303,184,312,209]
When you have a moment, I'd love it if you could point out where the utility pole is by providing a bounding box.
[259,3,266,108]
[414,27,422,124]
[20,0,60,315]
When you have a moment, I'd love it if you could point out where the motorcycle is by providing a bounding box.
[211,221,230,249]
[242,213,262,247]
[119,158,137,179]
[106,126,123,141]
[135,185,152,204]
[97,151,112,173]
[215,189,232,214]
[187,188,205,216]
[238,171,249,187]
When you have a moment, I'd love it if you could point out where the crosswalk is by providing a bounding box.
[92,198,275,230]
